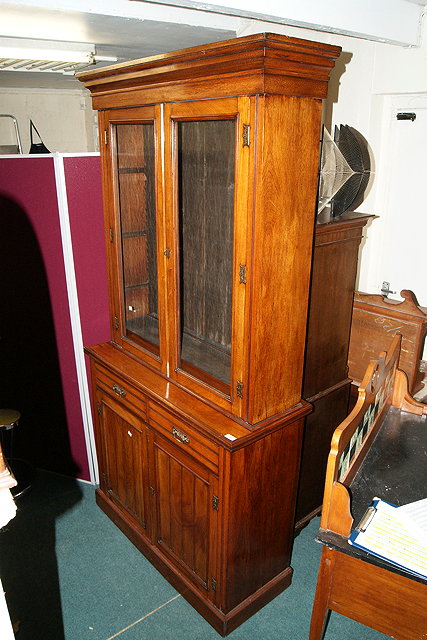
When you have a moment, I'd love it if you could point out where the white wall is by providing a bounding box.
[237,18,427,358]
[0,88,97,153]
[358,21,427,301]
[241,22,425,268]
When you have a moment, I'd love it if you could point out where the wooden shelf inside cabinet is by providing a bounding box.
[79,32,341,635]
[122,230,148,238]
[118,167,147,174]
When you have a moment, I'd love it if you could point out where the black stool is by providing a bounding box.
[0,409,34,497]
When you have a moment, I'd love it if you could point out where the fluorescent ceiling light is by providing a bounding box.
[0,37,117,74]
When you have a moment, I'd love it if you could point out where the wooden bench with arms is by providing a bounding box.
[309,334,427,640]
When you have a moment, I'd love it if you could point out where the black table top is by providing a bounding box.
[317,405,427,585]
[350,406,427,526]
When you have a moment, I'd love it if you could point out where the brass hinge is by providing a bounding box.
[114,315,119,330]
[239,264,247,284]
[104,129,109,145]
[236,381,244,398]
[102,472,107,484]
[211,578,217,592]
[242,124,250,147]
[97,402,102,416]
[109,227,114,243]
[212,495,219,511]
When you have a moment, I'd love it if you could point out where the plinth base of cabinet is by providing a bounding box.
[95,489,294,636]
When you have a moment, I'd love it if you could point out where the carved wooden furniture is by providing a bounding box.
[78,33,341,635]
[309,335,427,640]
[348,289,427,396]
[296,212,373,526]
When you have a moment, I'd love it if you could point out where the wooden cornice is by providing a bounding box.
[77,32,341,108]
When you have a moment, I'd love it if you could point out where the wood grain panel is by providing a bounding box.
[330,550,427,639]
[224,417,303,611]
[295,383,350,526]
[117,173,147,232]
[304,216,370,399]
[248,95,322,423]
[122,235,148,285]
[78,33,340,107]
[101,396,149,531]
[154,436,212,590]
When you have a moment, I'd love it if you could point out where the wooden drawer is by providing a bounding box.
[94,364,147,421]
[148,401,219,473]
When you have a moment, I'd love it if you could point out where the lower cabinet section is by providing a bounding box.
[151,430,219,600]
[296,382,351,527]
[98,393,151,535]
[91,358,306,635]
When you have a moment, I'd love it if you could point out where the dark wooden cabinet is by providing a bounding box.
[79,33,341,634]
[296,213,373,526]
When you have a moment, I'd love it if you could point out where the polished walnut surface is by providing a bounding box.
[78,32,340,108]
[79,33,340,634]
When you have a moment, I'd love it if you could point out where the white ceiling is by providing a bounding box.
[0,0,426,90]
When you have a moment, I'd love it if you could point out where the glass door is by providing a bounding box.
[177,118,235,390]
[164,98,253,410]
[116,123,158,350]
[106,106,163,363]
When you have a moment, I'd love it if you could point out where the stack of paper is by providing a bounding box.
[398,498,427,546]
[348,497,427,579]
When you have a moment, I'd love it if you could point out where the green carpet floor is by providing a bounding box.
[0,471,391,640]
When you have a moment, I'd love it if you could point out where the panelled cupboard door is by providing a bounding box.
[163,97,254,418]
[97,390,151,538]
[151,431,219,603]
[99,106,168,372]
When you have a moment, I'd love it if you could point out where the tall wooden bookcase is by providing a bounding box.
[78,33,341,635]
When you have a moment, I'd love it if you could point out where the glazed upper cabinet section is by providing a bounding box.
[102,98,252,416]
[116,123,158,351]
[177,118,234,387]
[102,105,165,365]
[164,98,252,413]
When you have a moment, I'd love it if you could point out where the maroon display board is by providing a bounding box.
[0,154,109,481]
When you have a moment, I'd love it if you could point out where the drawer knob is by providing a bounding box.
[113,383,126,398]
[172,426,190,445]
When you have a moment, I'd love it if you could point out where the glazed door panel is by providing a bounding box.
[178,118,235,387]
[163,97,254,417]
[152,432,218,599]
[98,391,151,537]
[100,106,167,370]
